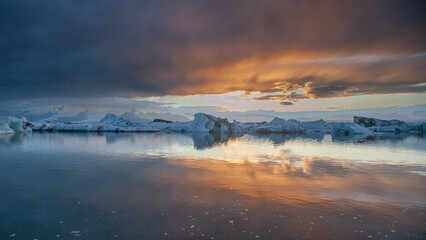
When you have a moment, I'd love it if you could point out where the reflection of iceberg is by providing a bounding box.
[331,131,424,143]
[191,132,244,150]
[331,133,375,143]
[251,132,325,145]
[104,132,161,144]
[0,133,26,147]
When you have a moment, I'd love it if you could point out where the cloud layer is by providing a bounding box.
[1,0,425,101]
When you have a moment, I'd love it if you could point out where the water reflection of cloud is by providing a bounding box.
[5,132,425,167]
[167,157,426,206]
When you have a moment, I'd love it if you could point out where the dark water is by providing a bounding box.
[0,132,425,239]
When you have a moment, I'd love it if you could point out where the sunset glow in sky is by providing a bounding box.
[1,0,425,121]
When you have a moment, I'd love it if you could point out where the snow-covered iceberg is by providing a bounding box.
[332,122,373,136]
[288,119,330,133]
[0,117,32,134]
[190,113,232,133]
[29,113,160,132]
[353,116,420,132]
[246,117,331,134]
[148,120,192,132]
[250,117,305,133]
[4,112,423,137]
[0,121,14,135]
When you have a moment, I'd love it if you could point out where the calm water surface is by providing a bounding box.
[0,132,425,239]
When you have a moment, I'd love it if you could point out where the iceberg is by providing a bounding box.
[246,118,331,134]
[4,112,422,137]
[230,120,246,133]
[250,117,305,133]
[0,121,14,135]
[28,113,160,132]
[418,122,426,132]
[0,117,32,134]
[332,122,373,136]
[190,113,231,133]
[353,116,419,132]
[288,119,330,133]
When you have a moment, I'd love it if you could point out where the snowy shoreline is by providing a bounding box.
[1,112,425,137]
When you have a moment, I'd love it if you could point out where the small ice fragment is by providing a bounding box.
[391,230,396,233]
[368,235,372,238]
[111,211,117,214]
[70,231,80,234]
[56,235,60,238]
[9,233,16,237]
[190,225,195,229]
[164,233,168,236]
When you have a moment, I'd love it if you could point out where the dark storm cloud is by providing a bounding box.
[0,0,425,100]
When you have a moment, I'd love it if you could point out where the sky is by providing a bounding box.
[1,0,425,122]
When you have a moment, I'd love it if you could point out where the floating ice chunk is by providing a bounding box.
[148,120,192,132]
[230,120,252,133]
[8,117,27,133]
[0,121,14,135]
[190,113,231,133]
[289,119,330,133]
[354,116,419,132]
[332,122,373,135]
[0,117,32,134]
[250,117,305,133]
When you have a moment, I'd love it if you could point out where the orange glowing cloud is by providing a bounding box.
[1,0,425,100]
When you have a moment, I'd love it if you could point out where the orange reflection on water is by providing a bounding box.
[167,154,426,206]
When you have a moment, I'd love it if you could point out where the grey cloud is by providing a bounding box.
[0,0,425,101]
[279,102,294,106]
